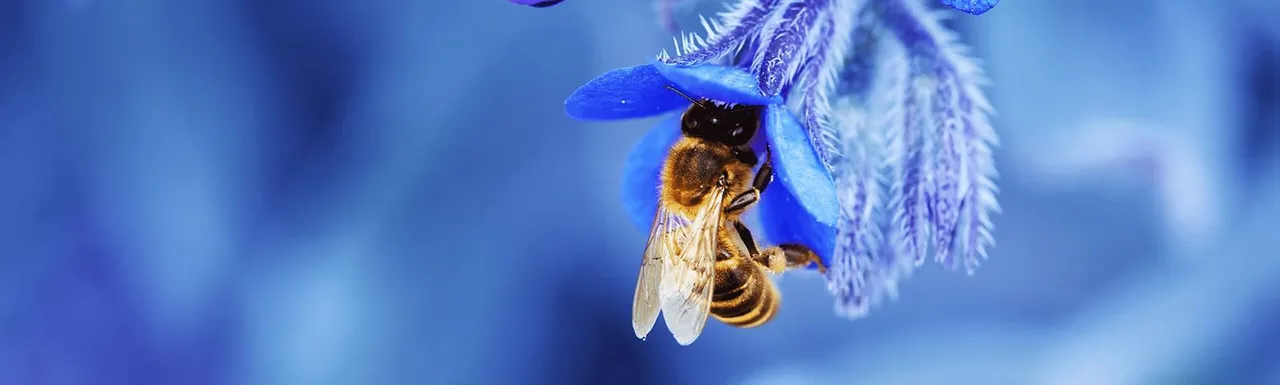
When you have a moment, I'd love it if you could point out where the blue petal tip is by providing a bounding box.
[565,64,689,121]
[759,182,836,269]
[763,106,838,225]
[651,61,783,105]
[939,0,998,15]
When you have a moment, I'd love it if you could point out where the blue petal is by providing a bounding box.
[939,0,998,15]
[565,64,691,120]
[758,181,836,269]
[621,113,682,230]
[653,61,783,105]
[764,105,838,225]
[507,0,564,7]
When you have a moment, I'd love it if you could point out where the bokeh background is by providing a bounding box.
[2,0,1279,384]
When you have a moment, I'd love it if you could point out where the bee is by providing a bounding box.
[632,86,828,346]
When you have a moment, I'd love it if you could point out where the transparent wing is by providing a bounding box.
[633,205,684,340]
[660,186,726,346]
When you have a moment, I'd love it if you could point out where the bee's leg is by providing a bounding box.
[725,145,774,215]
[732,221,761,258]
[757,244,827,274]
[724,191,759,215]
[753,144,774,194]
[733,221,785,274]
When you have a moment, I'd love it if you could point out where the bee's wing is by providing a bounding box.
[633,205,683,339]
[659,186,726,346]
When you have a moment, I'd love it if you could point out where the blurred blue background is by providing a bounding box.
[2,1,1279,384]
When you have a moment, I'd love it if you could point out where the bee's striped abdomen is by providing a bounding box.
[709,257,779,328]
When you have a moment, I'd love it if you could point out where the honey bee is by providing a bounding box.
[632,86,828,346]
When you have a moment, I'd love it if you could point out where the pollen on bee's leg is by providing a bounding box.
[757,247,787,274]
[778,243,825,273]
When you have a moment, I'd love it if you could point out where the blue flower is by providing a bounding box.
[506,0,564,7]
[566,0,999,319]
[565,61,842,266]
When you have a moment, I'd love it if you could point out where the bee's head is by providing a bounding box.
[679,102,762,147]
[662,85,762,147]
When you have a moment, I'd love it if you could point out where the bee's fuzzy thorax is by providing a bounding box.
[660,137,755,220]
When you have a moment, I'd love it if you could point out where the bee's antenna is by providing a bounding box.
[663,84,708,109]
